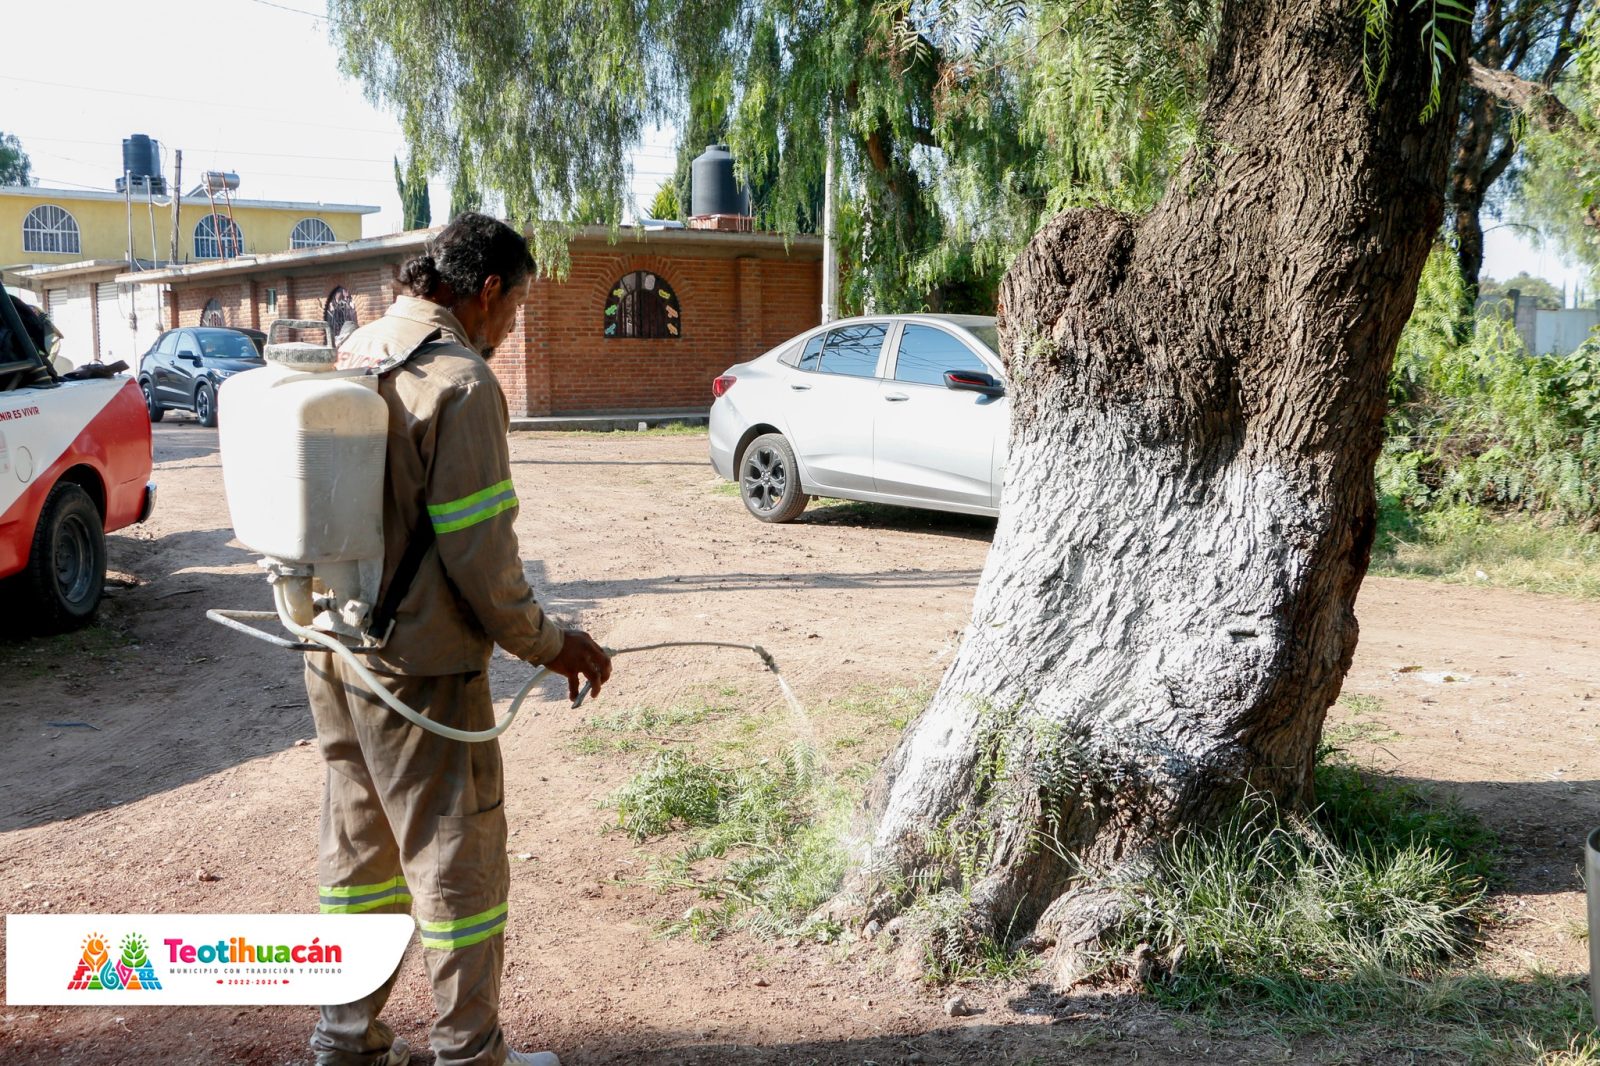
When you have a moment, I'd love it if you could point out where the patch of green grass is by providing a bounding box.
[1115,758,1493,1022]
[579,421,706,437]
[1100,752,1600,1061]
[568,693,735,754]
[710,481,741,497]
[611,745,852,941]
[1324,693,1401,751]
[832,685,929,731]
[1373,506,1600,599]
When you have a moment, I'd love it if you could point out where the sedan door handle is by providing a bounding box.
[789,383,812,391]
[884,392,909,402]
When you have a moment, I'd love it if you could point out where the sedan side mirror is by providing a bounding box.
[944,370,1005,398]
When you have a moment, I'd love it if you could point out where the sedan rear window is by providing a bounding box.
[893,325,991,387]
[196,332,259,359]
[819,323,886,378]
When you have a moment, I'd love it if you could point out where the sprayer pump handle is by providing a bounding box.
[267,319,337,349]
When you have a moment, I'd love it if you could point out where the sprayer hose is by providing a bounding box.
[267,584,774,743]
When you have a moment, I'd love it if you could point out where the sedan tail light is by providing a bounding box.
[712,374,737,398]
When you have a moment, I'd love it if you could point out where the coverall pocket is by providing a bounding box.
[433,800,508,914]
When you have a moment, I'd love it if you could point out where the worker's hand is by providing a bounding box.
[544,630,612,701]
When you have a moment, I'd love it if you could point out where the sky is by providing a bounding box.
[3,0,1591,302]
[1,0,679,235]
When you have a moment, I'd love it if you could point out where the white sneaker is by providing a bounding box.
[506,1051,560,1066]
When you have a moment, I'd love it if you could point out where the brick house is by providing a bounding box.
[125,225,823,417]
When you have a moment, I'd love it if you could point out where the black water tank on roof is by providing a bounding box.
[690,144,750,217]
[122,134,158,183]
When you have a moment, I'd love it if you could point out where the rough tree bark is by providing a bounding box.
[831,0,1469,986]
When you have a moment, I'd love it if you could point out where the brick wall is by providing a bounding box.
[164,240,821,417]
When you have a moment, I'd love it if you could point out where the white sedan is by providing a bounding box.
[708,314,1007,522]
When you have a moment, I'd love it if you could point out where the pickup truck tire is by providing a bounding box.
[195,382,218,428]
[141,378,164,423]
[24,481,106,632]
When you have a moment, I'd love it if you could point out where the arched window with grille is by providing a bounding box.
[603,270,680,339]
[22,205,81,255]
[194,214,244,260]
[201,298,226,327]
[290,217,337,249]
[324,286,358,341]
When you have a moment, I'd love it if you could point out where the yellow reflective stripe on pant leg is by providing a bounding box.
[320,892,414,914]
[318,876,410,912]
[418,902,508,950]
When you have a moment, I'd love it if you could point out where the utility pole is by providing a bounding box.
[170,150,183,264]
[124,170,135,271]
[821,108,838,324]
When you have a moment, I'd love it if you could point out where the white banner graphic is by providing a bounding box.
[5,914,414,1005]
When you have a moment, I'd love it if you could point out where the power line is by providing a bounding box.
[13,132,399,165]
[0,74,402,136]
[242,0,329,20]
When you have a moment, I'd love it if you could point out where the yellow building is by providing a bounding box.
[0,185,376,273]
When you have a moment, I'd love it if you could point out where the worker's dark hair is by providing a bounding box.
[398,212,535,300]
[5,295,51,355]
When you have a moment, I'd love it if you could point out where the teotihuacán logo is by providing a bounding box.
[9,914,413,1005]
[67,932,161,991]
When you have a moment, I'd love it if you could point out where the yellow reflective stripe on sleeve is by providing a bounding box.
[427,479,517,534]
[418,902,508,950]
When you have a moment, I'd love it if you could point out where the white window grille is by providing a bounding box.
[22,205,81,255]
[290,217,337,249]
[194,214,244,259]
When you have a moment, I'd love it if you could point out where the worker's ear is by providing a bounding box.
[481,275,504,307]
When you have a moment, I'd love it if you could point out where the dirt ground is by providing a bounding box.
[1,421,1597,1065]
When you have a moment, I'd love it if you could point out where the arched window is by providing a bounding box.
[290,217,337,249]
[22,205,81,255]
[324,286,358,341]
[201,298,226,327]
[603,270,680,339]
[194,214,244,260]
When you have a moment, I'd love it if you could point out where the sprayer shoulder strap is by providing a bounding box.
[372,515,434,640]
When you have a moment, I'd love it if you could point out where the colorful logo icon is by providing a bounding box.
[67,932,162,991]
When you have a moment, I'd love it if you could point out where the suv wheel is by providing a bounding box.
[195,382,218,428]
[141,378,164,422]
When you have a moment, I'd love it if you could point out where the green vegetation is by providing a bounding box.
[603,685,927,941]
[576,422,706,437]
[611,745,853,941]
[1102,752,1599,1061]
[1375,247,1600,596]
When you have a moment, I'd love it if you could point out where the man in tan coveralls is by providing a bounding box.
[307,213,611,1066]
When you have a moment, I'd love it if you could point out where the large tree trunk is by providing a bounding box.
[834,0,1468,985]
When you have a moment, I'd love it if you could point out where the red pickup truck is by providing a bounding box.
[0,284,154,631]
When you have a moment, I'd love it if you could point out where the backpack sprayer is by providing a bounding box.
[206,320,783,743]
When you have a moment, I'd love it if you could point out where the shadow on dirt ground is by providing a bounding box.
[5,968,1593,1066]
[0,524,310,831]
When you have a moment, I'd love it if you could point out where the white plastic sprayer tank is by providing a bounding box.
[218,318,387,572]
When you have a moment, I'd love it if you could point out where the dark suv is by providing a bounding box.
[138,327,264,427]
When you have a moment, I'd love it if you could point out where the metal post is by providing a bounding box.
[124,170,134,271]
[1587,828,1600,1023]
[821,108,838,325]
[170,150,182,264]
